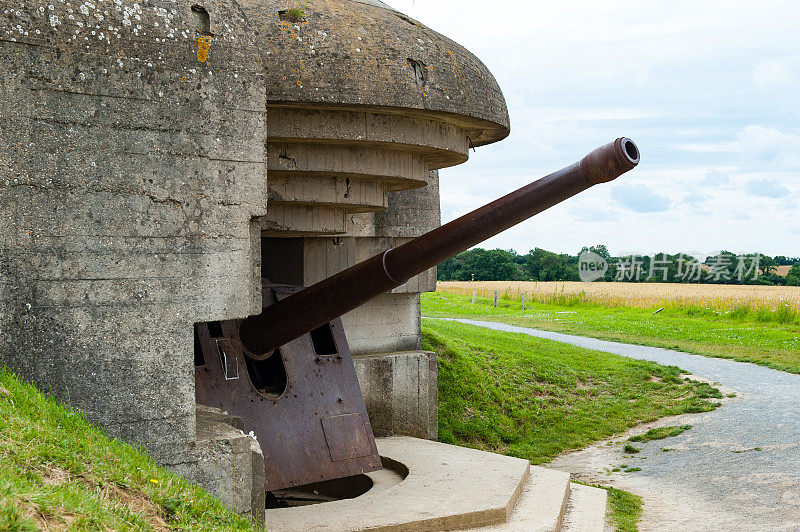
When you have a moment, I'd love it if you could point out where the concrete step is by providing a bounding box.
[560,483,608,532]
[265,436,532,531]
[466,466,571,532]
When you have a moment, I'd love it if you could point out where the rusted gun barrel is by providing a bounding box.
[240,137,640,358]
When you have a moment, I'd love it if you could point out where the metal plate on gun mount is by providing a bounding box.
[194,284,382,492]
[321,413,374,462]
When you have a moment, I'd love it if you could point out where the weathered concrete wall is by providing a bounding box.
[174,406,265,525]
[261,108,447,237]
[0,0,266,472]
[374,171,443,239]
[0,0,508,519]
[342,293,422,354]
[354,351,437,439]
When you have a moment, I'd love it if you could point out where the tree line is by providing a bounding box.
[437,246,800,286]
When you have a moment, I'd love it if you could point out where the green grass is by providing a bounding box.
[629,425,692,443]
[0,369,258,531]
[284,1,306,21]
[622,444,641,454]
[422,292,800,374]
[424,319,720,464]
[607,487,643,532]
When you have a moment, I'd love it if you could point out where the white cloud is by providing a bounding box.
[745,179,791,199]
[753,59,796,89]
[682,192,710,204]
[571,205,620,223]
[701,170,731,186]
[611,183,671,213]
[736,125,800,166]
[531,107,658,122]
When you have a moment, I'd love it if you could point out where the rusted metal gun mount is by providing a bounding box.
[195,285,381,492]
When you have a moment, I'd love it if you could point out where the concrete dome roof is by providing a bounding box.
[240,0,510,147]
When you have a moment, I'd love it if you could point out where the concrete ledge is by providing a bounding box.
[264,436,531,531]
[561,484,607,532]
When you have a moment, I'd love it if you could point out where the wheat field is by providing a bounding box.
[437,281,800,312]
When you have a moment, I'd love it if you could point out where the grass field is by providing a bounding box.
[424,286,800,374]
[439,281,800,313]
[0,370,256,531]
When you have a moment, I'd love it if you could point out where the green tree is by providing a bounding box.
[436,248,524,281]
[525,248,579,281]
[773,256,800,266]
[786,263,800,286]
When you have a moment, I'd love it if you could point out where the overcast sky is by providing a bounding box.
[388,0,799,258]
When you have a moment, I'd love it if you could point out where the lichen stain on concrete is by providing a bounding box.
[197,36,211,62]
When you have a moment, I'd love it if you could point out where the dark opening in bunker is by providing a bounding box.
[193,327,205,366]
[310,324,338,357]
[261,237,304,285]
[245,349,288,396]
[265,456,408,508]
[191,4,213,36]
[266,474,373,508]
[207,321,224,338]
[194,321,225,367]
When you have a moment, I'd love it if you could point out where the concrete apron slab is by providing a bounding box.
[265,436,572,531]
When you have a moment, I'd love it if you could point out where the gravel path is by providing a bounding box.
[436,318,800,531]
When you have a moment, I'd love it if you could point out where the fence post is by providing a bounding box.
[521,293,525,310]
[471,291,476,304]
[493,290,498,307]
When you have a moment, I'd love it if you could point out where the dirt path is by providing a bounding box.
[439,318,800,531]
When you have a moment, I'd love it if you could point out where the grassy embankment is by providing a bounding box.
[424,319,720,531]
[424,319,721,463]
[424,289,800,374]
[0,369,257,531]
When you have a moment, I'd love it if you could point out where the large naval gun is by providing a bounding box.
[195,138,640,492]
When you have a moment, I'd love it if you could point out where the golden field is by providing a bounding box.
[437,281,800,312]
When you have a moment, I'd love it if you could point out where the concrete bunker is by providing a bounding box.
[0,0,644,527]
[0,0,644,526]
